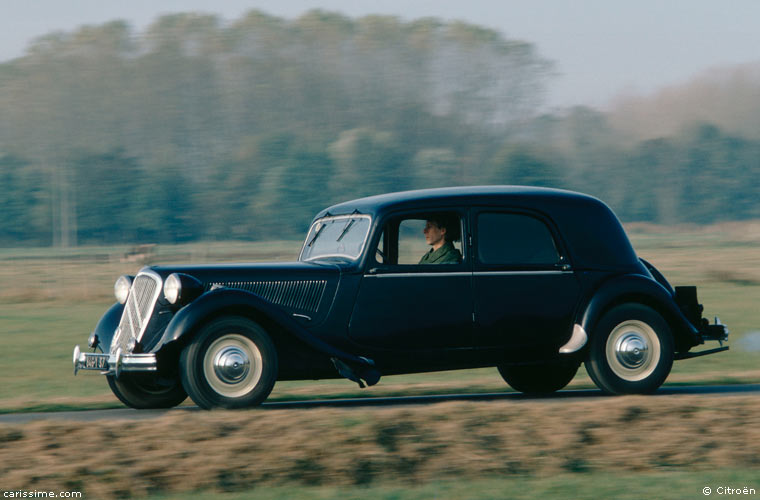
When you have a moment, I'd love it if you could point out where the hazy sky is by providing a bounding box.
[2,0,759,109]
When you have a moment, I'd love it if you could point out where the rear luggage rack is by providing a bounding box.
[675,316,729,360]
[701,316,729,342]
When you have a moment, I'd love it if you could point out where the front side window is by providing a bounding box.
[477,212,559,266]
[375,212,464,266]
[300,215,371,262]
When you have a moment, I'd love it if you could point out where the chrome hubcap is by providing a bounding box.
[203,334,263,398]
[606,320,660,382]
[615,334,649,369]
[213,347,251,383]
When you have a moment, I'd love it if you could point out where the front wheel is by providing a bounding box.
[107,374,187,409]
[584,303,674,394]
[497,362,579,394]
[180,316,278,409]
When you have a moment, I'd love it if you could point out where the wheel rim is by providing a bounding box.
[203,334,263,398]
[605,320,660,382]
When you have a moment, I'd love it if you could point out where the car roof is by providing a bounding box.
[314,186,640,271]
[317,186,598,218]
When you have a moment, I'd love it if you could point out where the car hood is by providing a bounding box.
[147,261,342,323]
[147,261,341,285]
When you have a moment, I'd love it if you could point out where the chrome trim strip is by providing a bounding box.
[299,214,372,262]
[559,324,588,354]
[366,272,472,278]
[474,271,573,276]
[365,270,571,278]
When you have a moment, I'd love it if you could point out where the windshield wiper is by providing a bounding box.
[336,219,356,242]
[307,223,326,247]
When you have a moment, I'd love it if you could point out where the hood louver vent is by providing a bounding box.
[208,280,327,314]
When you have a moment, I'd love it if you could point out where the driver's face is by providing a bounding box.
[423,221,445,248]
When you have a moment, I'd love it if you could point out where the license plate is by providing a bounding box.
[84,354,109,370]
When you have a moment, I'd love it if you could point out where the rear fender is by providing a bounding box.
[157,288,378,375]
[576,274,701,353]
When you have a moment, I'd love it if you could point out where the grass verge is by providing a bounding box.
[2,396,759,498]
[146,470,760,500]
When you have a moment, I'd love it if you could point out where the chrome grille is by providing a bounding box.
[211,280,326,313]
[112,272,162,354]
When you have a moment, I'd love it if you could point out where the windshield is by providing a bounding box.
[299,215,372,262]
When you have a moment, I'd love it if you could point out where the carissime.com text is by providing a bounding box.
[3,492,82,498]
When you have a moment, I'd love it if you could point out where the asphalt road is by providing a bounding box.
[1,384,759,424]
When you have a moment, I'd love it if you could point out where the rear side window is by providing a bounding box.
[477,213,559,266]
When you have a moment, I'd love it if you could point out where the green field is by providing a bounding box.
[0,223,758,411]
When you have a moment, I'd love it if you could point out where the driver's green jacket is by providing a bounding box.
[418,241,462,264]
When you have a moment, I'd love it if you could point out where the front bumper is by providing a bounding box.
[73,345,157,377]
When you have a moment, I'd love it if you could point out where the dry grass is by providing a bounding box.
[1,395,759,498]
[626,221,760,284]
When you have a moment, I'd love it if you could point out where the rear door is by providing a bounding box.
[471,209,580,359]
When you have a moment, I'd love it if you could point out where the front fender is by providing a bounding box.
[157,288,376,371]
[93,302,124,352]
[577,274,701,352]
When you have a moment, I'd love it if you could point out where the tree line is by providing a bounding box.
[0,10,757,247]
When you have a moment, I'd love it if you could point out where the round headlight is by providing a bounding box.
[164,273,182,304]
[114,275,133,304]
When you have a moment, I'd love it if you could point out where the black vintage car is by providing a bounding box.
[74,187,728,409]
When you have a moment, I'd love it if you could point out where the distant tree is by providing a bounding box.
[72,149,142,243]
[677,123,759,223]
[487,144,565,188]
[0,155,48,245]
[7,10,759,243]
[328,128,409,199]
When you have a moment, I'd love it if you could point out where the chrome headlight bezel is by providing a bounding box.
[114,275,133,305]
[163,273,204,306]
[163,273,182,304]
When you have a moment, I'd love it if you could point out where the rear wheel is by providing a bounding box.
[498,362,579,394]
[180,316,278,409]
[107,374,187,409]
[584,303,674,394]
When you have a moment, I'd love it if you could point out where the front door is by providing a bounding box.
[348,213,473,351]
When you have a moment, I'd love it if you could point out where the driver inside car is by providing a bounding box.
[419,215,462,264]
